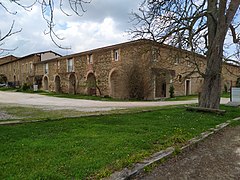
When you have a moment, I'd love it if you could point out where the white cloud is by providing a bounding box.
[57,17,127,53]
[0,0,142,57]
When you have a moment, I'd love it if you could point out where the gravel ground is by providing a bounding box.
[0,91,230,112]
[133,126,240,180]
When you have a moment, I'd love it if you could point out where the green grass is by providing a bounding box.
[166,92,230,101]
[165,95,198,101]
[1,105,239,179]
[42,92,116,101]
[0,87,16,91]
[221,92,230,98]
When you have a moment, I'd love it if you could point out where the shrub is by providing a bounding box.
[224,84,228,93]
[236,78,240,87]
[169,85,175,98]
[22,83,31,91]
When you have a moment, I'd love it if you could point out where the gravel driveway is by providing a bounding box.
[0,91,230,112]
[133,126,240,180]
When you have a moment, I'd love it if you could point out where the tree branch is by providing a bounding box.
[229,24,240,43]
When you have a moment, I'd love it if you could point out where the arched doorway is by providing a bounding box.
[86,73,96,96]
[0,74,7,84]
[13,75,16,87]
[55,75,61,93]
[43,76,49,91]
[69,73,76,94]
[34,75,43,89]
[109,70,119,98]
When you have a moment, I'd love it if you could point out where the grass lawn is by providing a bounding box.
[165,95,198,101]
[1,105,239,179]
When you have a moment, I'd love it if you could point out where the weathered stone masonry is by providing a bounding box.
[0,39,239,99]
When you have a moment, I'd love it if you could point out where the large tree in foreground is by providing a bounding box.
[131,0,240,109]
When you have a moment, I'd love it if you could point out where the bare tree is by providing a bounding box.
[0,21,22,55]
[0,0,90,50]
[130,0,240,109]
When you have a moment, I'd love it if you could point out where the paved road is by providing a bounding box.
[133,126,240,180]
[0,91,230,112]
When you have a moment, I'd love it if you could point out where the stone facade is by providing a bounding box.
[0,51,61,86]
[0,39,239,99]
[0,55,17,65]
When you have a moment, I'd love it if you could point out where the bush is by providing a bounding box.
[169,85,175,98]
[236,78,240,87]
[22,83,31,91]
[224,84,228,93]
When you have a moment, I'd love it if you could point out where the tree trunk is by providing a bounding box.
[199,53,222,109]
[199,22,228,109]
[199,0,240,109]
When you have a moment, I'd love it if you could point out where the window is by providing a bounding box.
[57,61,60,69]
[67,58,74,72]
[88,54,93,64]
[25,63,28,72]
[29,62,33,73]
[114,50,119,61]
[44,63,49,74]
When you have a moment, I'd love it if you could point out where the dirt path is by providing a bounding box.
[133,126,240,180]
[0,91,230,112]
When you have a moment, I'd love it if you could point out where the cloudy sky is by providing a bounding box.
[0,0,143,57]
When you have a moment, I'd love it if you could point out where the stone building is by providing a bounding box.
[0,51,61,86]
[0,55,18,65]
[0,39,239,99]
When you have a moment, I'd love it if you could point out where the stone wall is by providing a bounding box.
[0,55,17,65]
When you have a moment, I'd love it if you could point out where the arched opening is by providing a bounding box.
[34,75,43,89]
[86,73,96,96]
[13,75,16,87]
[43,76,49,91]
[0,74,7,84]
[109,70,119,98]
[55,75,61,93]
[69,73,76,94]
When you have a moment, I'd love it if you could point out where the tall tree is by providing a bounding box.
[131,0,240,109]
[0,0,90,51]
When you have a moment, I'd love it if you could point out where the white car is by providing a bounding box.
[0,83,6,87]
